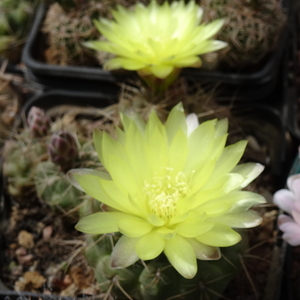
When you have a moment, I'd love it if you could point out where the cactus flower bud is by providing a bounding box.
[27,107,51,137]
[48,130,78,172]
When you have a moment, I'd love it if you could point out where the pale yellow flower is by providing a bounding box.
[69,103,265,279]
[85,0,227,79]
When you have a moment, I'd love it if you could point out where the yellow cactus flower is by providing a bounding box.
[85,0,227,79]
[69,103,265,279]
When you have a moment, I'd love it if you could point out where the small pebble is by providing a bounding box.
[15,247,27,256]
[63,274,73,286]
[17,254,34,265]
[18,230,34,249]
[43,226,53,240]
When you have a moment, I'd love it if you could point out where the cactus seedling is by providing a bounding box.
[42,0,114,66]
[201,0,286,70]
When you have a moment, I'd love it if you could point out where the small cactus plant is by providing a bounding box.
[2,138,47,197]
[200,0,286,70]
[34,160,82,209]
[0,0,38,63]
[2,104,111,210]
[41,0,115,66]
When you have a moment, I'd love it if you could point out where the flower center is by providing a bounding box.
[144,171,189,221]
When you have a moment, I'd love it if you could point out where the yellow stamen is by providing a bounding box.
[144,171,189,220]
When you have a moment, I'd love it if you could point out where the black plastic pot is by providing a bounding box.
[0,58,24,77]
[23,1,291,100]
[284,3,300,142]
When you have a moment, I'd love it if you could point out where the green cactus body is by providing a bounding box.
[34,161,82,209]
[80,232,249,299]
[94,255,142,298]
[6,2,31,34]
[84,234,114,267]
[2,133,48,197]
[0,14,9,36]
[178,232,249,300]
[200,0,286,70]
[78,197,101,218]
[137,261,181,300]
[0,0,36,62]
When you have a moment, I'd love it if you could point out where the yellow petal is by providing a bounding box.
[118,217,153,237]
[135,231,165,260]
[196,224,241,247]
[104,57,146,70]
[147,213,165,226]
[71,171,131,213]
[232,163,265,188]
[106,154,141,197]
[176,219,214,238]
[187,238,221,260]
[165,102,187,142]
[164,235,197,279]
[150,65,174,79]
[111,235,140,268]
[212,140,248,176]
[75,212,127,234]
[207,210,262,228]
[168,128,188,174]
[184,119,217,173]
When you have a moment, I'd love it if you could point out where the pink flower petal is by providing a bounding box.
[287,174,300,200]
[295,200,300,212]
[273,189,296,214]
[292,210,300,225]
[278,215,300,246]
[278,214,294,225]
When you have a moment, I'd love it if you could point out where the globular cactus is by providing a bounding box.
[27,106,51,137]
[82,233,246,300]
[41,0,146,66]
[41,0,110,66]
[34,160,82,209]
[0,0,37,63]
[48,130,78,172]
[137,261,181,300]
[200,0,286,70]
[2,135,48,197]
[3,105,109,207]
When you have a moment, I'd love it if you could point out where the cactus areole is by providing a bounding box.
[69,103,265,279]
